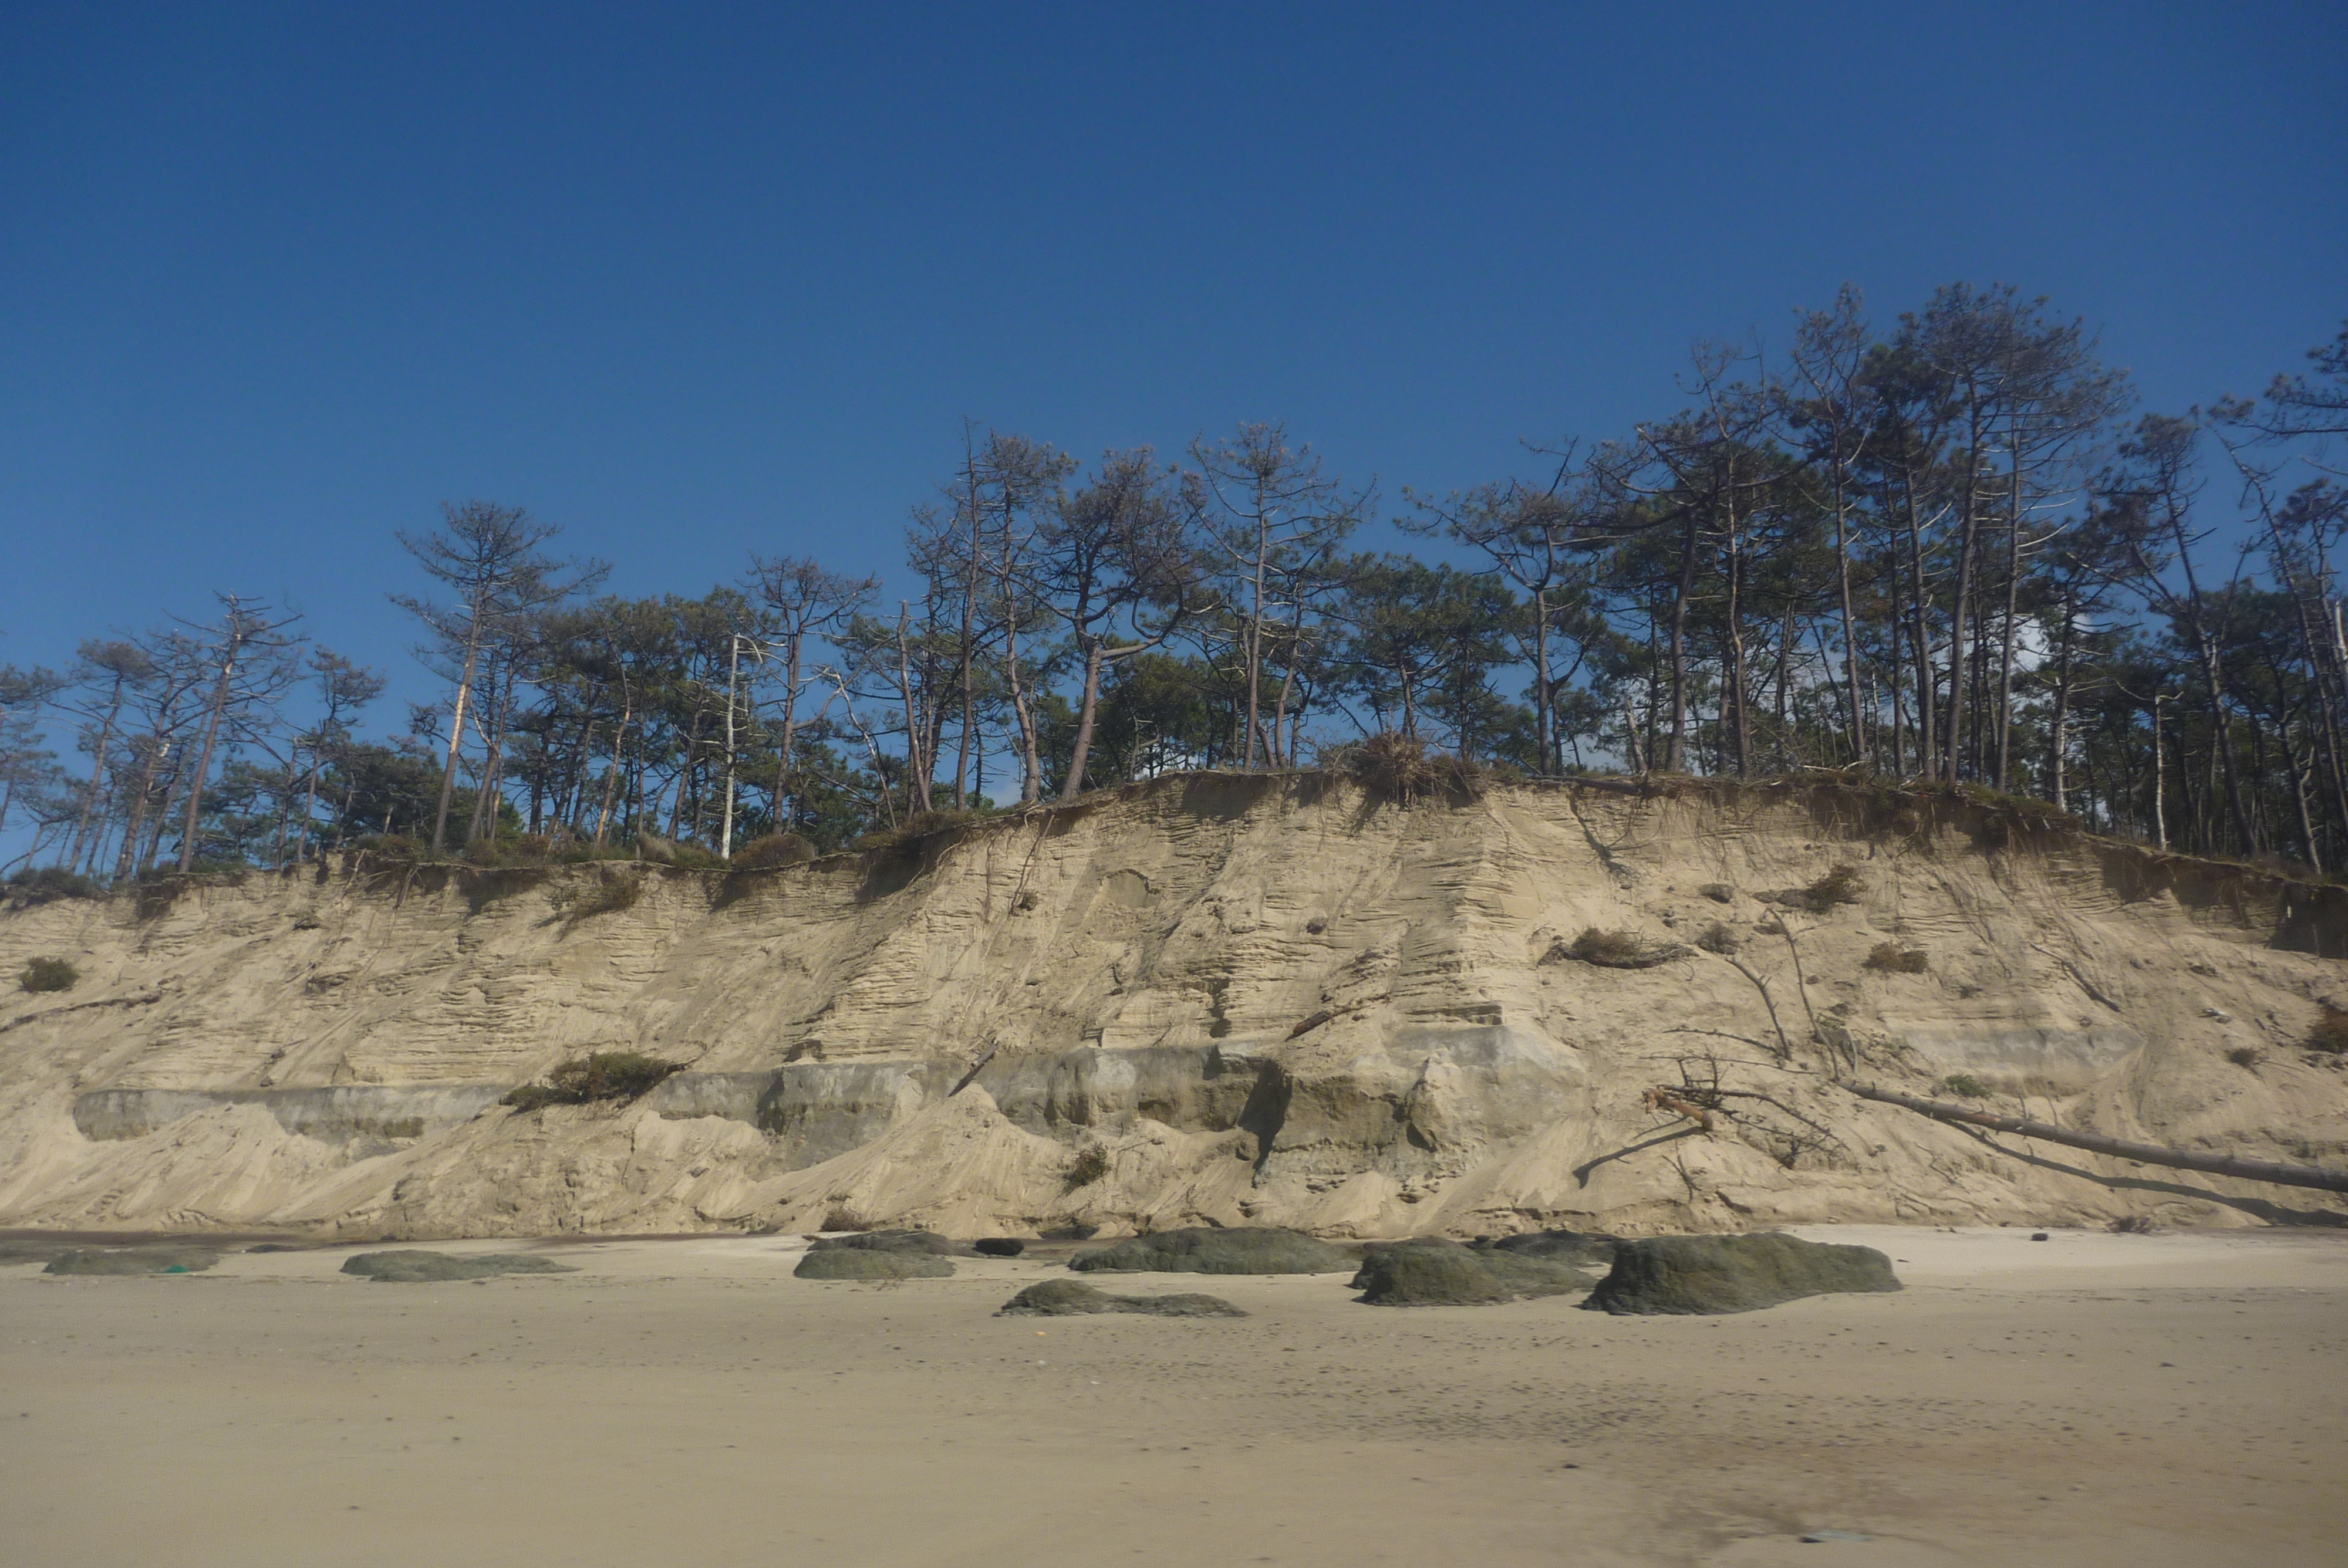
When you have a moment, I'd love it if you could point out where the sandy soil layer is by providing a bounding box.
[4,1225,2343,1567]
[9,779,2345,1241]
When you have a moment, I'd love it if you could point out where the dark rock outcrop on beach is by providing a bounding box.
[339,1251,575,1283]
[795,1246,956,1280]
[1351,1238,1592,1306]
[997,1278,1246,1317]
[1474,1228,1620,1268]
[806,1229,968,1257]
[42,1245,222,1276]
[1069,1226,1352,1276]
[1581,1233,1901,1315]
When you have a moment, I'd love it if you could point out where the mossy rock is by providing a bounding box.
[339,1251,576,1283]
[998,1279,1246,1317]
[1351,1238,1592,1306]
[1068,1226,1352,1276]
[806,1229,967,1257]
[1476,1228,1620,1268]
[42,1246,222,1276]
[1581,1232,1902,1316]
[794,1247,955,1280]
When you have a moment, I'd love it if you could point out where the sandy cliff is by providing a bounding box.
[2,773,2344,1239]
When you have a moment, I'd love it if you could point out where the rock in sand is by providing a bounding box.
[997,1279,1246,1317]
[1580,1232,1901,1316]
[42,1246,222,1276]
[1351,1238,1593,1306]
[1476,1228,1620,1268]
[794,1247,956,1280]
[339,1251,577,1283]
[805,1229,966,1256]
[1068,1226,1351,1275]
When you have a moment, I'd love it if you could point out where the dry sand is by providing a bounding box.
[4,1225,2343,1566]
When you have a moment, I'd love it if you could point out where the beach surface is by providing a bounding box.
[4,1224,2343,1566]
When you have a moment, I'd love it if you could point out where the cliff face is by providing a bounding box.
[3,775,2344,1239]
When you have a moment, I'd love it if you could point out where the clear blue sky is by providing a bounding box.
[2,2,2342,710]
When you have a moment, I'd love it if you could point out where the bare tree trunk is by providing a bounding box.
[429,635,480,853]
[897,607,932,814]
[1531,584,1553,775]
[1992,436,2026,789]
[1900,456,1939,780]
[1723,499,1753,776]
[952,442,982,810]
[1831,460,1866,764]
[1243,501,1269,769]
[175,655,236,873]
[2048,600,2076,811]
[593,700,632,847]
[1846,1082,2348,1194]
[66,675,131,871]
[1062,636,1108,802]
[1666,508,1698,772]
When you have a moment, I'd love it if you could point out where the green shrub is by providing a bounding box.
[731,833,814,870]
[1335,732,1483,804]
[353,833,423,861]
[1940,1073,1989,1099]
[1063,1145,1111,1190]
[1801,863,1867,913]
[851,809,980,854]
[502,1050,682,1112]
[549,871,641,927]
[2308,1007,2348,1056]
[458,833,556,867]
[1863,942,1929,974]
[1557,927,1689,969]
[7,867,104,904]
[18,957,78,993]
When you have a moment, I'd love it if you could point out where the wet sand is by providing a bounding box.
[4,1225,2343,1566]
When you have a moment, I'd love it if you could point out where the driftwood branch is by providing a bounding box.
[1719,954,1794,1062]
[1643,1088,1715,1131]
[1844,1082,2348,1195]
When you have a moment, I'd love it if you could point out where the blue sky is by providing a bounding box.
[2,2,2343,713]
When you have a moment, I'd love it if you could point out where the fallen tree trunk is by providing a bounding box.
[1844,1082,2348,1195]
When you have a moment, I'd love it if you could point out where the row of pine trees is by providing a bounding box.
[4,284,2344,884]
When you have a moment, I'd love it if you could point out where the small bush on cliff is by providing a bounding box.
[1800,863,1867,913]
[1940,1073,1989,1099]
[731,833,814,870]
[1332,732,1485,805]
[1556,927,1690,969]
[1063,1145,1111,1190]
[2308,1007,2348,1056]
[7,867,104,904]
[18,957,78,993]
[502,1051,682,1112]
[851,810,979,854]
[549,871,641,927]
[1696,922,1742,955]
[1864,942,1929,974]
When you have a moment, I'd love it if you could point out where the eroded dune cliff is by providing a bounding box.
[3,775,2344,1239]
